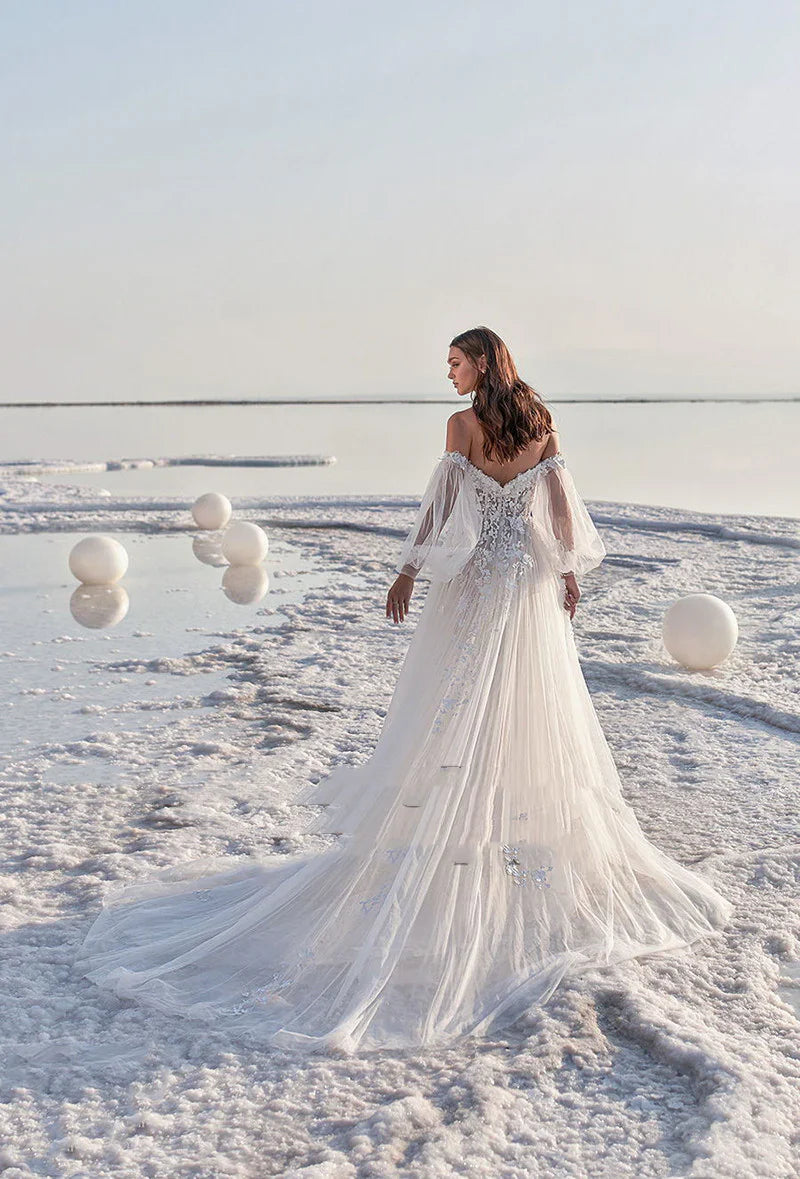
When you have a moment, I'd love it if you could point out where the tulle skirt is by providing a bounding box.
[76,544,734,1054]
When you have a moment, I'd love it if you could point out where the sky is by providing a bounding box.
[1,0,798,402]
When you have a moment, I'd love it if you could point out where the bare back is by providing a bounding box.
[457,408,559,487]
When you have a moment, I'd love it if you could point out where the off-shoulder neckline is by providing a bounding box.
[443,449,565,492]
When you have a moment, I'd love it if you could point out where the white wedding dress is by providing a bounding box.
[76,449,734,1054]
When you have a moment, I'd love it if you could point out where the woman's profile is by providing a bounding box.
[76,325,734,1055]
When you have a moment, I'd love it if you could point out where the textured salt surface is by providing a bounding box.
[0,470,798,1177]
[0,453,336,474]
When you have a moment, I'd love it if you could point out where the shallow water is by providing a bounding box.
[0,532,327,749]
[2,398,798,515]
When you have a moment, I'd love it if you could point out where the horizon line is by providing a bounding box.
[1,395,798,409]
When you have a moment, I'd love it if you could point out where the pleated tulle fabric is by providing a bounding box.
[75,450,734,1055]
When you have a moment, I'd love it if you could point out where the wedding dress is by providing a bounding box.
[76,449,734,1054]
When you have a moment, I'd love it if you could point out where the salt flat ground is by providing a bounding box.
[0,476,798,1178]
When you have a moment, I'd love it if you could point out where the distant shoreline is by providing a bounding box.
[1,396,798,408]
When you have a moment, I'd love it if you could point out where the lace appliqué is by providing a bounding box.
[359,883,391,914]
[445,451,565,595]
[431,637,480,734]
[224,946,316,1015]
[385,846,409,864]
[502,844,553,890]
[443,450,565,485]
[429,452,565,736]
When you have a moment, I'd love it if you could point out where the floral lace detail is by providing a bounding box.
[428,453,565,737]
[441,451,565,588]
[442,449,565,493]
[359,884,391,914]
[223,946,316,1016]
[458,455,557,594]
[431,655,477,734]
[502,844,553,889]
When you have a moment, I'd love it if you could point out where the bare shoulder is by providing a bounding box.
[541,428,561,458]
[445,408,475,456]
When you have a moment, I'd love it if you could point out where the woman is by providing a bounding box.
[77,327,733,1055]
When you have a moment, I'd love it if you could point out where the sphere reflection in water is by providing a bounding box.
[222,565,269,604]
[192,533,228,567]
[70,584,130,629]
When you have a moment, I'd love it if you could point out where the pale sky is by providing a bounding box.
[2,1,798,402]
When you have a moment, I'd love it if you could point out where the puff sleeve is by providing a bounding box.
[394,451,482,583]
[529,457,606,578]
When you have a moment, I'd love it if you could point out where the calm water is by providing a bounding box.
[1,399,798,518]
[0,530,333,745]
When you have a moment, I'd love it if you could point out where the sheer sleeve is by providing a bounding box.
[529,456,606,578]
[394,451,482,583]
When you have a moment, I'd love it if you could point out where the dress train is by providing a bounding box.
[76,450,733,1053]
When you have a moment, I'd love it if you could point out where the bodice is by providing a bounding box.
[444,450,566,513]
[442,450,567,588]
[394,446,603,586]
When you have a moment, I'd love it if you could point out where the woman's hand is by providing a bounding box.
[386,574,414,624]
[562,572,580,620]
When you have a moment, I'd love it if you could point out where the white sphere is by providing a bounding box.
[662,593,738,670]
[221,521,269,566]
[68,535,129,585]
[222,564,269,604]
[192,492,232,531]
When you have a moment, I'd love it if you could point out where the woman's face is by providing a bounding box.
[447,346,485,396]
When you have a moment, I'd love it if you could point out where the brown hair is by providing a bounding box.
[450,326,555,463]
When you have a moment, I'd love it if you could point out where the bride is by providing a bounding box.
[77,326,734,1054]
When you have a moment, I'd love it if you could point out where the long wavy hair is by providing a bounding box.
[450,326,555,463]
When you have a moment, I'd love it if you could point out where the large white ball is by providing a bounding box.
[192,492,232,531]
[221,521,269,566]
[662,593,738,670]
[68,535,129,585]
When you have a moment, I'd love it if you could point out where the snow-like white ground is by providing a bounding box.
[0,468,799,1178]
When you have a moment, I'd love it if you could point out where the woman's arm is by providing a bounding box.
[394,413,471,576]
[528,440,605,618]
[386,414,474,624]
